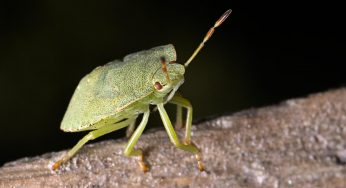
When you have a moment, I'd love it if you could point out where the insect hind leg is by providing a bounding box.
[52,118,134,170]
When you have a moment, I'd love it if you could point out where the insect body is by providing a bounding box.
[53,9,232,172]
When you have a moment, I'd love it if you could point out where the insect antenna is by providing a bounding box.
[160,56,171,83]
[184,9,232,67]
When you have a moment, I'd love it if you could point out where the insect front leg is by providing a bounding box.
[52,118,134,170]
[169,94,193,144]
[157,103,204,171]
[170,92,185,131]
[175,105,183,130]
[124,110,150,172]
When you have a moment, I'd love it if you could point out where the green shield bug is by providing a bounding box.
[53,9,232,172]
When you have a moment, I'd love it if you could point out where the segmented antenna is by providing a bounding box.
[184,9,232,67]
[160,56,171,83]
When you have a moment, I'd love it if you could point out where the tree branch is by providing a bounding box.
[1,88,346,187]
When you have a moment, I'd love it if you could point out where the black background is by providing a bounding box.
[0,1,345,165]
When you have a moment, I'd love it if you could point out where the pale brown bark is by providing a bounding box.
[1,88,346,188]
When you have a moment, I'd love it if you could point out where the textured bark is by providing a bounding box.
[1,88,346,188]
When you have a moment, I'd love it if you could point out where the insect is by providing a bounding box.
[53,9,232,172]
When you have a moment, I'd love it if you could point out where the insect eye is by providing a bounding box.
[154,82,163,90]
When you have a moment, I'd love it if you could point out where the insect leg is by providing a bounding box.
[157,103,204,171]
[124,110,150,172]
[52,118,134,170]
[169,94,193,144]
[126,118,137,138]
[169,92,184,130]
[175,105,183,129]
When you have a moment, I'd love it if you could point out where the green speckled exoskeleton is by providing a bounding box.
[53,9,232,172]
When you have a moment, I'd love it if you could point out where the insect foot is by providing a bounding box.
[138,154,150,172]
[196,153,205,172]
[52,154,69,170]
[52,160,62,171]
[189,141,205,171]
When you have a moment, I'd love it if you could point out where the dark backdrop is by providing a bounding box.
[0,1,345,165]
